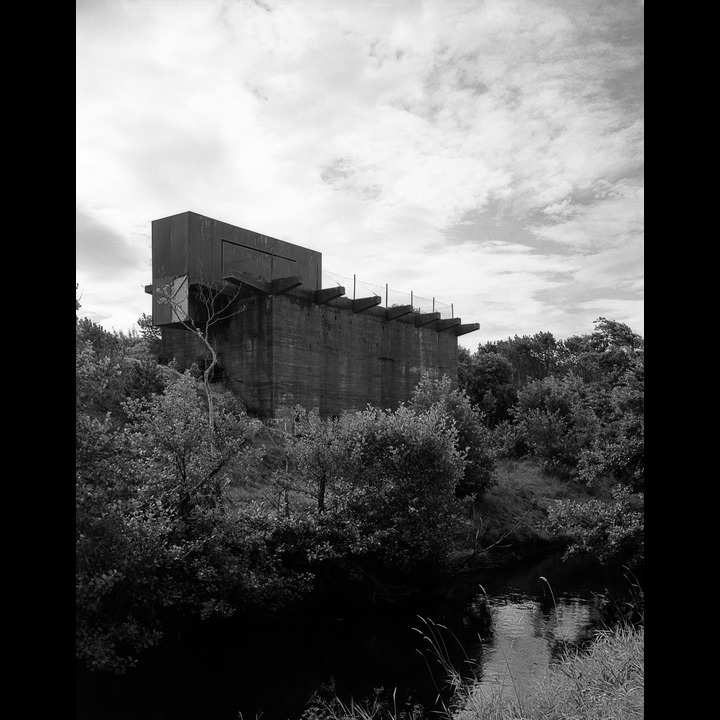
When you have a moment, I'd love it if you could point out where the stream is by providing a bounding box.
[76,551,640,720]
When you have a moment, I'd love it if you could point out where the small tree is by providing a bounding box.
[136,312,162,360]
[122,373,263,518]
[511,373,598,473]
[280,403,469,573]
[76,373,273,672]
[281,407,355,514]
[577,358,644,491]
[155,274,247,434]
[458,349,517,427]
[409,373,497,499]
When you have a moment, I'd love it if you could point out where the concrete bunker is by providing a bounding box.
[145,211,479,422]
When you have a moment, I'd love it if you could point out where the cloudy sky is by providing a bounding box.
[76,0,643,350]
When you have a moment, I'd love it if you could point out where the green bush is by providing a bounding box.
[409,373,497,499]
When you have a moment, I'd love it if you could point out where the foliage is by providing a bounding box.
[561,317,644,385]
[76,316,125,358]
[136,312,162,359]
[76,310,155,362]
[75,335,167,425]
[482,331,564,387]
[76,304,645,677]
[408,373,497,498]
[302,681,425,720]
[458,347,517,427]
[341,404,469,572]
[510,374,598,472]
[545,486,644,568]
[280,403,470,573]
[121,374,265,515]
[76,374,308,673]
[577,356,644,491]
[277,408,355,514]
[458,318,644,487]
[453,624,643,720]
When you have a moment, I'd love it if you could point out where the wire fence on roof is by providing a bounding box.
[322,270,454,319]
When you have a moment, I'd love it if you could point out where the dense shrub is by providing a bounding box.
[545,486,644,569]
[511,374,598,472]
[281,403,471,573]
[409,373,497,498]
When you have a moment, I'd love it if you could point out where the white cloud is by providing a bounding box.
[76,0,643,347]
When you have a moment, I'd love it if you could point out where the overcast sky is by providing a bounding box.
[76,0,643,350]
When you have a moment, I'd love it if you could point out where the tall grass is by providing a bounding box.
[302,597,644,720]
[453,623,644,720]
[453,573,643,720]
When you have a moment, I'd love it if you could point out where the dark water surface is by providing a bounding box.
[76,552,638,720]
[451,551,640,704]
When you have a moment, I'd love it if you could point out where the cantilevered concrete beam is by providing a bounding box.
[434,318,461,333]
[414,312,440,327]
[386,304,413,321]
[191,279,252,299]
[223,272,303,296]
[314,286,346,304]
[144,284,153,294]
[272,275,303,295]
[352,296,382,313]
[455,322,480,336]
[223,272,272,295]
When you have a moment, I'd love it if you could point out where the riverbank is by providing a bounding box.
[76,459,638,720]
[303,623,644,720]
[456,623,644,719]
[448,459,612,571]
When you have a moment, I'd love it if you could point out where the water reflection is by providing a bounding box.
[459,552,629,703]
[469,595,596,701]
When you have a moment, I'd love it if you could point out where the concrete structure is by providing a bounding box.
[145,211,479,421]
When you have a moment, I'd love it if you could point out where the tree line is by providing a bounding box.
[76,294,643,675]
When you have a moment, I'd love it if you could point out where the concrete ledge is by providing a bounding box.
[223,273,304,296]
[435,318,461,333]
[272,275,303,295]
[414,312,441,327]
[386,304,413,321]
[144,284,153,295]
[455,322,480,336]
[192,280,248,299]
[314,286,346,304]
[223,272,272,294]
[352,296,382,313]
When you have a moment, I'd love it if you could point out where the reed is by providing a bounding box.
[453,623,644,720]
[302,582,644,720]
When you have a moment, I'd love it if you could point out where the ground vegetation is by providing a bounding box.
[76,287,643,718]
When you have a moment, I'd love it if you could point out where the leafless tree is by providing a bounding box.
[155,271,247,434]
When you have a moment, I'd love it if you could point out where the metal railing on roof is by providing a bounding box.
[322,270,454,319]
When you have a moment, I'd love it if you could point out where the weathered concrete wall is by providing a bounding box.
[151,211,321,326]
[269,290,457,419]
[152,211,473,420]
[160,287,458,419]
